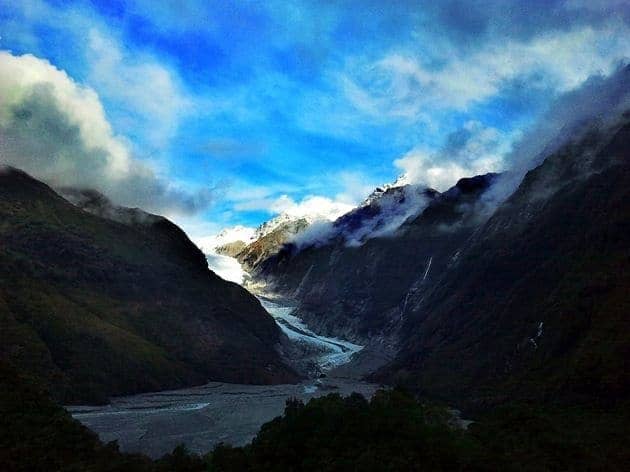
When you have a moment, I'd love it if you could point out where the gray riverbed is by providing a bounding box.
[68,377,380,458]
[68,297,381,458]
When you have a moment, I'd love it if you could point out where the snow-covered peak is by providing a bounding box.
[255,196,354,239]
[254,213,303,240]
[361,173,409,207]
[196,225,256,253]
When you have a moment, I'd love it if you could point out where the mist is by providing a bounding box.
[484,63,630,207]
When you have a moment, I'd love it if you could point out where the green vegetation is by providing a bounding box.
[207,390,629,472]
[0,168,297,405]
[209,389,485,471]
[0,361,207,471]
[2,361,628,471]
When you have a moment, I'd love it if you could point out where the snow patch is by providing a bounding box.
[196,225,256,253]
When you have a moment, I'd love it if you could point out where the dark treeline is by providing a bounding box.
[2,361,627,472]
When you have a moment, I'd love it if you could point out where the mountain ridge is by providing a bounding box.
[237,113,630,409]
[0,166,298,404]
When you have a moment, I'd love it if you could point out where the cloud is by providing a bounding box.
[268,195,353,221]
[205,252,247,284]
[0,51,211,215]
[486,63,630,204]
[194,225,257,254]
[341,23,630,121]
[86,29,192,150]
[394,121,510,191]
[232,192,353,220]
[224,177,357,222]
[290,184,432,250]
[0,1,193,154]
[334,171,382,205]
[423,0,630,43]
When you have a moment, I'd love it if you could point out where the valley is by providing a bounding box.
[1,4,629,469]
[69,296,380,458]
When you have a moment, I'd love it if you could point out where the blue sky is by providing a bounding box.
[0,0,628,242]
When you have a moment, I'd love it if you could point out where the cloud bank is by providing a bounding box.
[0,51,210,215]
[486,63,630,204]
[268,195,354,221]
[341,22,629,125]
[290,184,431,250]
[205,251,247,284]
[394,121,510,191]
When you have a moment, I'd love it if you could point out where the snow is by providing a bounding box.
[254,212,305,239]
[195,225,256,253]
[360,174,408,207]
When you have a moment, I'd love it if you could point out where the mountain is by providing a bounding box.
[0,167,297,404]
[238,217,310,271]
[215,213,312,273]
[251,175,496,349]
[246,115,629,408]
[376,117,630,408]
[208,225,257,257]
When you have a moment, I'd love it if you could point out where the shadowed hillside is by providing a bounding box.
[0,167,297,404]
[378,119,630,409]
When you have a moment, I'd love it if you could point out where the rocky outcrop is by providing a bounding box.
[237,217,310,271]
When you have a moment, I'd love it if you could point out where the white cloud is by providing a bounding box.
[268,194,354,221]
[486,63,630,205]
[0,1,193,154]
[193,224,257,254]
[334,171,381,205]
[0,51,131,174]
[87,29,192,150]
[342,24,630,120]
[205,252,247,284]
[394,121,511,190]
[395,151,471,191]
[0,51,210,215]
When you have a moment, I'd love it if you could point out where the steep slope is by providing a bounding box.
[0,167,297,404]
[236,217,310,271]
[254,175,497,352]
[378,119,630,408]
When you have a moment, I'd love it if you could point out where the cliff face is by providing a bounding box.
[0,167,297,404]
[248,116,629,407]
[377,119,630,407]
[251,176,497,353]
[237,218,310,272]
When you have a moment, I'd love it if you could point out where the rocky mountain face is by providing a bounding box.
[251,175,497,362]
[217,214,310,272]
[0,167,297,404]
[246,115,629,407]
[240,218,309,272]
[376,118,630,408]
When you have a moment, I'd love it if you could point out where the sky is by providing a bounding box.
[0,0,628,245]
